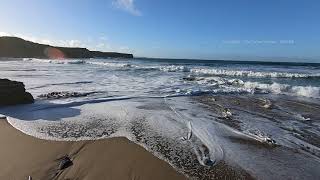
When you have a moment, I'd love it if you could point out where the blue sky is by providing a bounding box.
[0,0,319,62]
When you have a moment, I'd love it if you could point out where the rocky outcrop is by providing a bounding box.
[0,79,34,106]
[0,36,133,59]
[57,156,73,170]
[38,91,94,99]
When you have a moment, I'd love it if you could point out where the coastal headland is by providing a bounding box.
[0,36,133,59]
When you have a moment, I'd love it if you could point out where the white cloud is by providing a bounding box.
[112,0,142,16]
[119,46,132,53]
[99,35,108,41]
[0,32,12,36]
[55,39,84,47]
[95,42,112,51]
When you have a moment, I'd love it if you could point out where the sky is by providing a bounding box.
[0,0,319,62]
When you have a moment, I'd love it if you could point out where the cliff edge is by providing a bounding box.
[0,37,133,59]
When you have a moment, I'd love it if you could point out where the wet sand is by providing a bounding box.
[0,119,186,180]
[195,94,320,150]
[193,94,320,179]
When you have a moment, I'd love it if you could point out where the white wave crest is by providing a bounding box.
[189,76,319,98]
[243,82,289,94]
[86,61,134,68]
[190,68,319,78]
[243,82,319,98]
[291,86,320,98]
[23,58,86,64]
[159,65,189,72]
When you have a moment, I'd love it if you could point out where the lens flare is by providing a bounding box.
[44,47,65,59]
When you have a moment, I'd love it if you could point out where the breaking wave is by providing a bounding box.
[23,58,319,79]
[242,81,320,98]
[181,77,320,98]
[23,58,86,64]
[86,61,134,68]
[190,68,320,78]
[159,65,190,72]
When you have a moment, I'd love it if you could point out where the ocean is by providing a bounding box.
[0,58,320,179]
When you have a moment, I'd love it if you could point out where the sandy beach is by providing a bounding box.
[0,119,186,180]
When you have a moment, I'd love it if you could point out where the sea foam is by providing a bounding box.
[190,68,320,78]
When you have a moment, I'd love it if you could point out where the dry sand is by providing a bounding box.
[0,119,186,180]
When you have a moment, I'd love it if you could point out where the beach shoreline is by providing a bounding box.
[0,57,319,179]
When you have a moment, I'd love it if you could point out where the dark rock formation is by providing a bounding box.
[0,79,34,106]
[182,76,196,81]
[38,91,93,99]
[0,36,133,59]
[58,156,73,170]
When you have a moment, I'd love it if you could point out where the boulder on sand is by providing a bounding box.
[0,79,34,106]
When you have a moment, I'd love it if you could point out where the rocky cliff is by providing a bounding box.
[0,37,133,59]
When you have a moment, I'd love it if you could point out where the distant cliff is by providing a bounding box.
[0,36,133,59]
